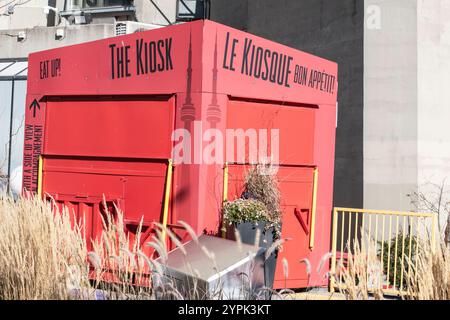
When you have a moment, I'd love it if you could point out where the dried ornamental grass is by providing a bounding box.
[0,194,288,300]
[0,195,89,300]
[238,165,283,239]
[334,240,384,300]
[244,165,281,222]
[406,240,450,300]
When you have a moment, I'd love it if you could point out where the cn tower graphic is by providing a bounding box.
[181,33,195,128]
[206,33,221,129]
[178,32,194,221]
[206,33,222,234]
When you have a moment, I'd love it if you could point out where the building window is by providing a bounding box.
[0,59,27,196]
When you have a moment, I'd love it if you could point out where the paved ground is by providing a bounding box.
[292,291,346,300]
[277,288,346,300]
[281,288,400,300]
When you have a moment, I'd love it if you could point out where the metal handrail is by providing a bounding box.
[330,207,437,297]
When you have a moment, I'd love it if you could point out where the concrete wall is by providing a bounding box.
[417,0,450,229]
[0,0,67,30]
[0,0,178,59]
[364,0,418,211]
[134,0,177,25]
[0,7,47,30]
[417,0,450,185]
[210,0,365,209]
[0,0,176,30]
[364,0,450,214]
[0,24,116,58]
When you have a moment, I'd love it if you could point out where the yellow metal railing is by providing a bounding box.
[330,207,437,297]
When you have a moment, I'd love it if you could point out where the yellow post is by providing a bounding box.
[330,208,338,293]
[37,155,43,199]
[221,162,229,238]
[161,159,173,243]
[309,167,319,249]
[222,162,229,203]
[431,214,437,253]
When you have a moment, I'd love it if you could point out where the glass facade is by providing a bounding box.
[0,81,12,185]
[0,60,27,195]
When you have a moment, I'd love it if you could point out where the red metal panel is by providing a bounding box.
[226,100,316,165]
[202,20,338,106]
[44,98,174,159]
[46,197,98,250]
[22,95,46,194]
[274,167,314,289]
[43,161,168,224]
[40,97,175,247]
[26,21,204,97]
[26,20,337,105]
[226,164,315,288]
[308,104,337,287]
[226,100,318,289]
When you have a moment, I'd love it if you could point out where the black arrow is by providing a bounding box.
[29,99,40,118]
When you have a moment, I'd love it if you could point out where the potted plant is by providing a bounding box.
[222,165,282,289]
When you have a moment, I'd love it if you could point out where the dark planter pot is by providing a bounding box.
[226,221,278,289]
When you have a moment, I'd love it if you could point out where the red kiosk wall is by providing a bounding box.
[22,20,338,289]
[39,96,176,249]
[225,99,321,288]
[308,103,337,287]
[22,95,46,196]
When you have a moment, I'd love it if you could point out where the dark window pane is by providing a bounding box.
[10,80,26,194]
[0,81,12,191]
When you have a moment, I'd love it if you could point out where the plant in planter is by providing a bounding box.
[223,198,271,225]
[243,165,282,240]
[222,165,282,289]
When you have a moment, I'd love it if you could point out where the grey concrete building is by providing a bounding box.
[365,0,450,214]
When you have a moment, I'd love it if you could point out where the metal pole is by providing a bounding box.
[6,78,15,194]
[204,0,211,19]
[149,0,172,25]
[330,208,338,293]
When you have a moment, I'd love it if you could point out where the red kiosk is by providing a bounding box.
[23,20,338,289]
